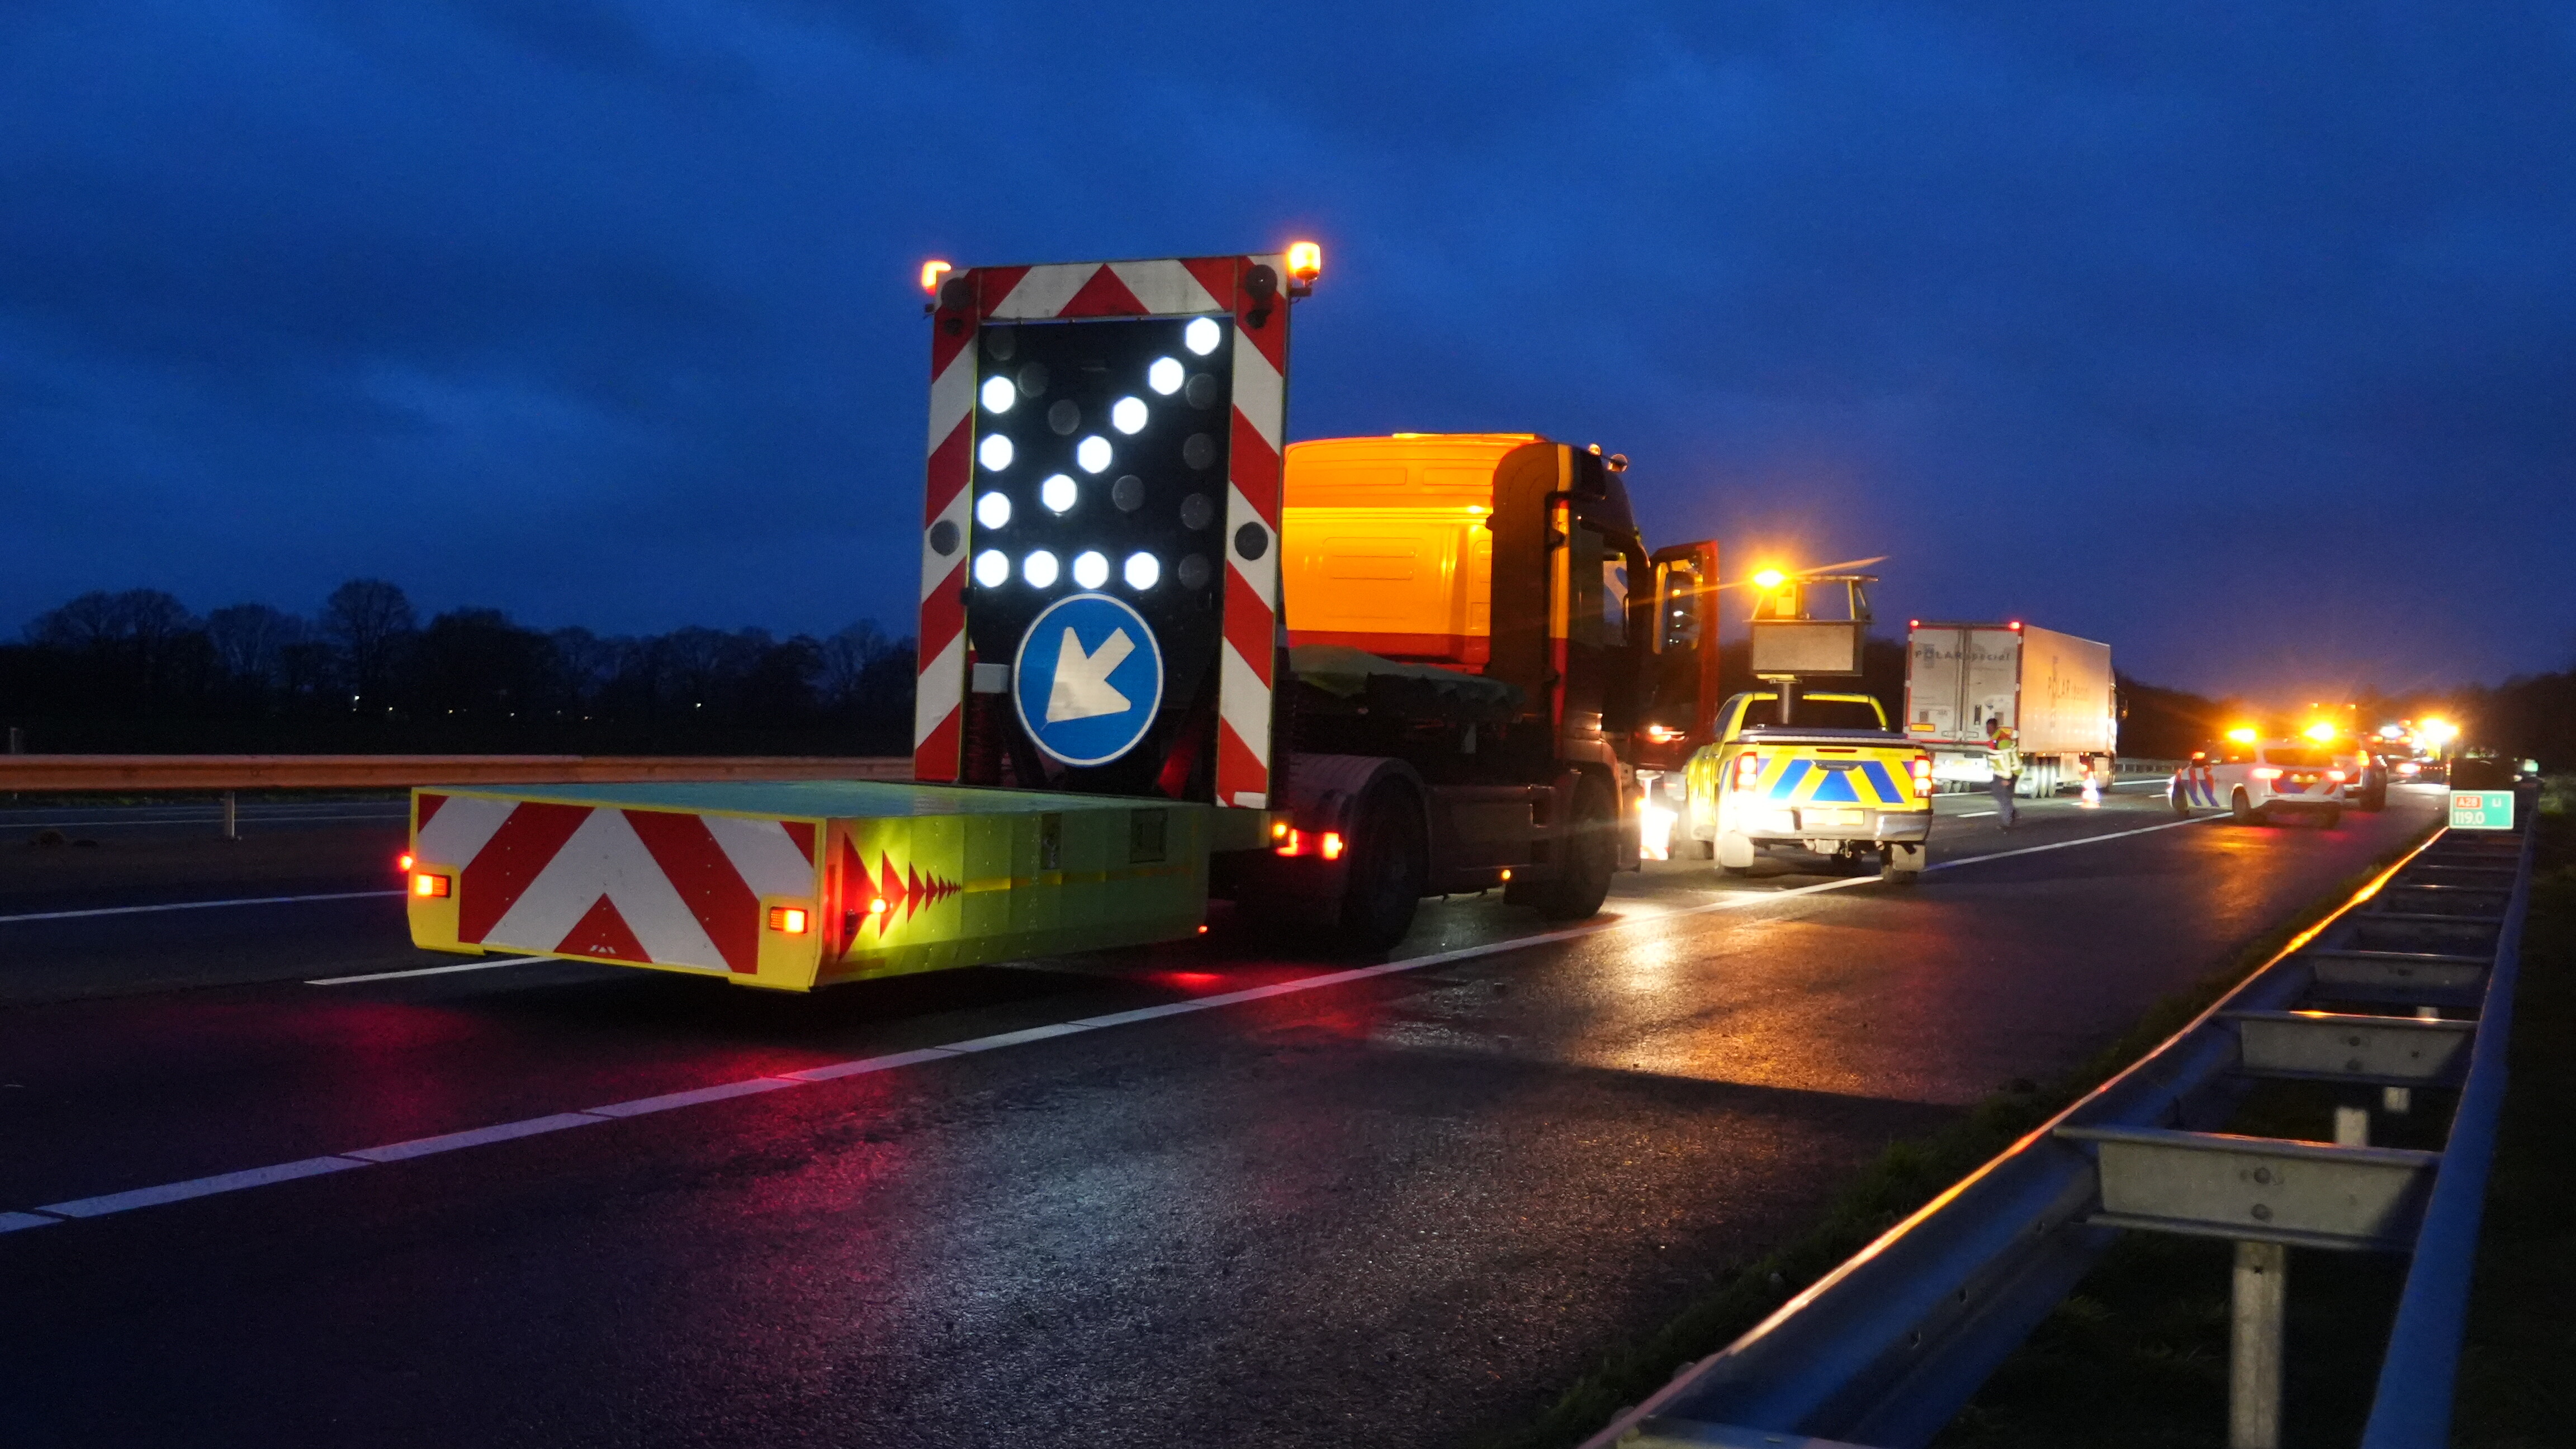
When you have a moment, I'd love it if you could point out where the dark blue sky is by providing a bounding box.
[5,1,2572,701]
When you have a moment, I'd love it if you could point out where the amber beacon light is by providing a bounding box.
[1286,241,1322,293]
[919,259,952,295]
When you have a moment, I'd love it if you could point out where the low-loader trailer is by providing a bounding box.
[406,250,1723,985]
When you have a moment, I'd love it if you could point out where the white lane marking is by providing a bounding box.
[0,890,405,925]
[37,1156,365,1219]
[5,810,2224,1229]
[586,1077,801,1119]
[307,956,550,986]
[4,811,410,830]
[1926,814,2219,872]
[1958,811,1998,818]
[782,1046,959,1082]
[342,1112,605,1163]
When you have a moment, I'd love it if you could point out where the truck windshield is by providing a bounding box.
[2260,747,2333,767]
[1742,697,1885,731]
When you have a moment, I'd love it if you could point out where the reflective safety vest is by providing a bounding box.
[1986,733,2021,777]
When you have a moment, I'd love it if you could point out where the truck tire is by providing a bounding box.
[1337,787,1427,953]
[2231,789,2257,825]
[1881,842,1925,883]
[1530,773,1617,920]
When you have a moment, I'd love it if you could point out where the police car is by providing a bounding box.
[2170,734,2352,827]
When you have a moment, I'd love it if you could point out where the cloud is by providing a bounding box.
[2,0,2571,698]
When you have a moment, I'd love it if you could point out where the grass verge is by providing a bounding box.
[1486,823,2441,1449]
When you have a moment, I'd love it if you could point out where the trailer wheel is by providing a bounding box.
[1336,787,1427,953]
[1530,773,1618,920]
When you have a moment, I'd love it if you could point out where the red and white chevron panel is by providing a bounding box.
[413,793,818,973]
[912,254,1288,807]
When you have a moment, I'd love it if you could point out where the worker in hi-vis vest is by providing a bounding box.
[1985,717,2021,829]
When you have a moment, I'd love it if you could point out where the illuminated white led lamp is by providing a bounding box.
[1021,550,1059,588]
[979,375,1014,413]
[975,491,1012,529]
[1072,551,1110,590]
[973,550,1010,588]
[1124,552,1161,590]
[1076,435,1112,473]
[1110,396,1148,434]
[1183,317,1221,356]
[977,434,1013,470]
[1040,473,1078,513]
[1147,357,1183,395]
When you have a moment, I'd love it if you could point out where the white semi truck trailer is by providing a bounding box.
[1901,621,2116,796]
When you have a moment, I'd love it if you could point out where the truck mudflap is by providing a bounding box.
[405,780,1221,991]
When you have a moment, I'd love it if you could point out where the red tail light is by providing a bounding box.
[396,852,414,873]
[1320,831,1344,861]
[1909,755,1934,799]
[2251,767,2281,780]
[1733,754,1761,793]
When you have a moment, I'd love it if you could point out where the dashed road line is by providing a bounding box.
[0,807,2231,1235]
[307,956,549,986]
[0,890,405,925]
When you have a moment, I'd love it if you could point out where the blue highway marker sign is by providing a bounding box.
[1013,593,1166,767]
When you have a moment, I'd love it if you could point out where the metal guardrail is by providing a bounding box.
[1584,801,2534,1449]
[0,754,912,792]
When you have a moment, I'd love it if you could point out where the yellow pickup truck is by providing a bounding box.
[1680,691,1935,882]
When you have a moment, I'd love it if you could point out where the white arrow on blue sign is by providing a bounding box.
[1012,593,1166,767]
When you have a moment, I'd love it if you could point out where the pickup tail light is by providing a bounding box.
[1909,755,1934,800]
[1733,754,1761,793]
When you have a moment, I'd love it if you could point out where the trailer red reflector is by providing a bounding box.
[768,906,809,934]
[1320,831,1344,860]
[396,852,414,873]
[411,872,450,898]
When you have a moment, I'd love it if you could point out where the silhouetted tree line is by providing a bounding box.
[0,581,916,755]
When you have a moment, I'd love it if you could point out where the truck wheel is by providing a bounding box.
[2231,789,2256,825]
[1531,774,1617,920]
[1337,788,1427,953]
[1881,843,1925,883]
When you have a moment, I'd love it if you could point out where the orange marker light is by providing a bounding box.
[411,872,449,898]
[920,259,952,295]
[1286,240,1322,284]
[1320,831,1345,861]
[1196,925,1209,935]
[396,852,414,873]
[1271,818,1290,840]
[768,906,809,934]
[1499,868,1512,882]
[1275,828,1303,857]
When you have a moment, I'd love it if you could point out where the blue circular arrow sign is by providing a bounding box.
[1012,593,1165,767]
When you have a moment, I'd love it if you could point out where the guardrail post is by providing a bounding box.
[221,790,238,842]
[2334,1105,2370,1147]
[2231,1239,2288,1449]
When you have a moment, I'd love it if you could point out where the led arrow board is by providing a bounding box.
[1014,593,1166,767]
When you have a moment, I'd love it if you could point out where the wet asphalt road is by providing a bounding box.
[0,785,2444,1447]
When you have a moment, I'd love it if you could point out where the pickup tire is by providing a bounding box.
[1529,773,1617,920]
[1337,786,1427,953]
[1881,842,1925,883]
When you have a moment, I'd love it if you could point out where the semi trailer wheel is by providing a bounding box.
[1530,773,1617,920]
